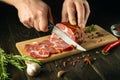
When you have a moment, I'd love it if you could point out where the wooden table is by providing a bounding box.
[0,0,120,80]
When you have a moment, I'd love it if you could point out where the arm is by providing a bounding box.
[1,0,53,32]
[1,0,18,6]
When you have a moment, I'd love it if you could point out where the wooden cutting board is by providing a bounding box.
[16,25,118,63]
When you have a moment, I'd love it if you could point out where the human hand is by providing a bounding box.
[62,0,90,28]
[15,0,53,32]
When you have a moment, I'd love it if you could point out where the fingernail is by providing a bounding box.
[71,20,76,25]
[79,23,85,28]
[44,28,48,32]
[42,27,48,32]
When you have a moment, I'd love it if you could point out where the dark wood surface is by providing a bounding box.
[0,0,120,80]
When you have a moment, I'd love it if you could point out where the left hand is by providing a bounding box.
[61,0,90,28]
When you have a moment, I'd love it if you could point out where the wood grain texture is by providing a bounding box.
[16,25,118,63]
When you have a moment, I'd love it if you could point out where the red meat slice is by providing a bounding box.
[25,22,84,58]
[25,42,50,58]
[25,40,59,58]
[50,33,75,52]
[56,22,85,44]
[38,40,59,54]
[30,49,50,58]
[25,42,40,52]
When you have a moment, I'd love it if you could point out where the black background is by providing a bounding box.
[0,0,120,30]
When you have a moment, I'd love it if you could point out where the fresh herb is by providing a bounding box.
[86,24,96,33]
[0,49,9,80]
[0,48,42,80]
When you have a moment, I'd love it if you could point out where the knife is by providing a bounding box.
[48,23,86,51]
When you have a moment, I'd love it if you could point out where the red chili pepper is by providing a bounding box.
[102,39,120,55]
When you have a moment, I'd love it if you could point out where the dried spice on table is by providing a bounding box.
[63,61,67,67]
[62,53,97,68]
[83,57,91,65]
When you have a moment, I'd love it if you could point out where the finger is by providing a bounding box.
[83,0,90,25]
[78,26,85,41]
[48,7,53,24]
[22,19,32,28]
[33,19,40,31]
[19,15,33,28]
[39,11,48,32]
[29,15,34,28]
[61,2,68,22]
[75,1,85,27]
[67,2,76,25]
[23,22,31,28]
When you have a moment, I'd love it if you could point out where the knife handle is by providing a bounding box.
[48,22,54,30]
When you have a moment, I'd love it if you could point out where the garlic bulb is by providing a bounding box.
[26,62,41,76]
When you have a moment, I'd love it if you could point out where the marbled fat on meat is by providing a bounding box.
[25,22,84,58]
[56,22,85,44]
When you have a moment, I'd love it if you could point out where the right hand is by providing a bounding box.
[14,0,53,32]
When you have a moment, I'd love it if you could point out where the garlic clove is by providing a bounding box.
[26,62,41,76]
[26,67,35,76]
[57,70,66,78]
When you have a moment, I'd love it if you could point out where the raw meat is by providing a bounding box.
[56,22,85,44]
[25,22,84,58]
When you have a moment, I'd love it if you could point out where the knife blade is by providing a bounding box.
[48,23,86,51]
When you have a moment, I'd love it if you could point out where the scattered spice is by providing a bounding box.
[93,58,97,61]
[95,32,100,34]
[63,61,67,67]
[82,54,86,58]
[70,61,73,65]
[96,32,104,37]
[91,34,94,36]
[62,54,97,68]
[55,64,58,68]
[67,58,71,62]
[86,54,90,57]
[87,31,104,41]
[57,70,66,78]
[91,37,94,39]
[96,50,100,54]
[83,40,87,43]
[83,57,91,65]
[77,60,80,63]
[77,56,80,60]
[72,61,76,67]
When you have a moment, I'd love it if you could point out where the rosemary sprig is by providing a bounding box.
[12,55,41,65]
[0,48,9,80]
[0,48,42,80]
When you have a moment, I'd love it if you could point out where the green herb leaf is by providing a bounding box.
[12,55,41,65]
[0,48,9,80]
[86,24,96,33]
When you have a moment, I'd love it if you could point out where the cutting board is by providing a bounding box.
[16,25,118,63]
